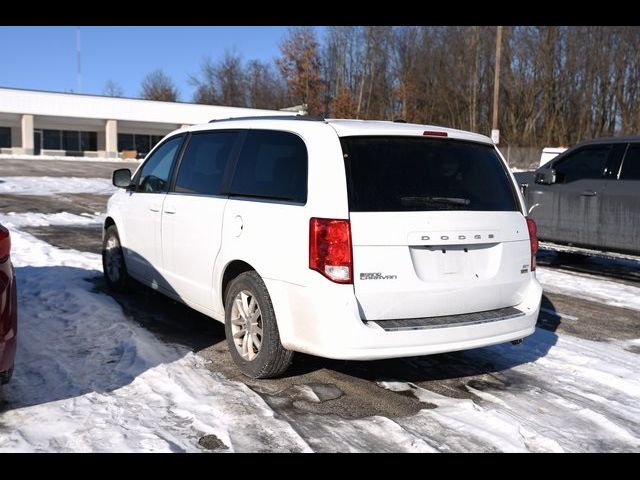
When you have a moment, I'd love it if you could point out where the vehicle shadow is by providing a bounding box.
[96,278,562,390]
[104,278,563,411]
[537,248,640,284]
[282,293,561,383]
[1,263,224,412]
[227,294,563,419]
[3,256,562,417]
[92,276,225,353]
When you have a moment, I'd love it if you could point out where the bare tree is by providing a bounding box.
[277,27,323,114]
[246,60,287,109]
[141,25,640,160]
[191,51,252,107]
[140,69,179,102]
[190,59,218,105]
[103,80,124,97]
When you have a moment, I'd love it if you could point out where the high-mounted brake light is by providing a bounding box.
[309,218,353,283]
[0,225,11,262]
[526,217,538,271]
[423,131,448,137]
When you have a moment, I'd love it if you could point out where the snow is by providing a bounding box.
[0,177,638,452]
[3,225,638,452]
[0,176,116,196]
[537,267,640,311]
[376,329,640,452]
[0,212,104,228]
[0,229,310,452]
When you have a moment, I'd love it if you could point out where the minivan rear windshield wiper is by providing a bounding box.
[400,196,471,207]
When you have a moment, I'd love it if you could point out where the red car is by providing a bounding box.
[0,224,17,386]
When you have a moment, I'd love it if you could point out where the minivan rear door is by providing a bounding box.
[534,143,623,248]
[161,131,240,310]
[341,136,532,321]
[599,143,640,254]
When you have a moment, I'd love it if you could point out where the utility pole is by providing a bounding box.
[491,25,503,145]
[76,27,82,94]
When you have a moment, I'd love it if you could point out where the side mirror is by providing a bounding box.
[535,169,556,185]
[113,168,132,188]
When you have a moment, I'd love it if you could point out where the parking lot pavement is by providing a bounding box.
[0,159,136,252]
[0,193,109,217]
[0,157,139,178]
[2,157,639,452]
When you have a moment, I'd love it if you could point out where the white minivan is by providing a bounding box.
[103,117,542,378]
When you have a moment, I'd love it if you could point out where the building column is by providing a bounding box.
[105,119,118,158]
[21,114,34,155]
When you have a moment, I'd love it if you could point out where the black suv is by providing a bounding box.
[515,136,640,257]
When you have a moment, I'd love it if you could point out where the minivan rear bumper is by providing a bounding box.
[266,275,542,361]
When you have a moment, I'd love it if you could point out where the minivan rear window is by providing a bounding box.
[340,136,519,212]
[229,130,307,204]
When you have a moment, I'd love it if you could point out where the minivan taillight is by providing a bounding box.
[309,218,353,283]
[0,225,10,262]
[526,217,538,271]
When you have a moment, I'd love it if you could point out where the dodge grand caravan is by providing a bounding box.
[103,117,542,378]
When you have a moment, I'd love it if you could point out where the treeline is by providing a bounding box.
[136,26,640,147]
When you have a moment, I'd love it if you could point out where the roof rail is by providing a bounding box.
[208,115,325,123]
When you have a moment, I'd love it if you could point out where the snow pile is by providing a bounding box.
[537,267,640,311]
[0,177,116,196]
[0,229,310,452]
[376,327,640,452]
[264,327,640,452]
[0,199,638,452]
[0,212,104,229]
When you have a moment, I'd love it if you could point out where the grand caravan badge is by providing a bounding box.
[360,272,398,280]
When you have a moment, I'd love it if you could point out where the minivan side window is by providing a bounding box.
[174,131,238,196]
[620,144,640,180]
[553,145,611,183]
[229,130,307,203]
[136,135,183,193]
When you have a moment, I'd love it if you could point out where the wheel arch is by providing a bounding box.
[103,216,125,246]
[220,260,257,309]
[104,216,116,230]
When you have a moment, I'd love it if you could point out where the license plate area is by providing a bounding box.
[409,243,501,281]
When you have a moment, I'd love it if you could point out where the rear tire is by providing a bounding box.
[224,271,293,379]
[102,225,131,292]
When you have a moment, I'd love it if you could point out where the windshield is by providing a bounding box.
[340,136,519,212]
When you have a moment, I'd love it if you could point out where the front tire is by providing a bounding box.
[224,271,293,378]
[102,225,131,292]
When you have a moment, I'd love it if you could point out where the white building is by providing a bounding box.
[0,87,294,158]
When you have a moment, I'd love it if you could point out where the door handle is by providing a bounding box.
[149,205,161,212]
[164,206,176,214]
[580,190,597,197]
